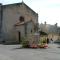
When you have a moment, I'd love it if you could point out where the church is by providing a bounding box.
[0,2,38,43]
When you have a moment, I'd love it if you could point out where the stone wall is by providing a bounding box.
[2,3,38,43]
[0,4,2,32]
[0,3,3,42]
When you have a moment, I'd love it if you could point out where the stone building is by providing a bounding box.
[0,2,38,43]
[39,22,60,41]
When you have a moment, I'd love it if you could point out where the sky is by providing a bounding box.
[0,0,60,26]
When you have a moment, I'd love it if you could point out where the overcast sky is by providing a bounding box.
[0,0,60,26]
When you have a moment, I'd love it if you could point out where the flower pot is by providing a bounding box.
[30,44,38,48]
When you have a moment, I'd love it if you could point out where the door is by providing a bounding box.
[18,32,21,43]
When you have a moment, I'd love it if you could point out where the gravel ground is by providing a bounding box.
[0,44,60,60]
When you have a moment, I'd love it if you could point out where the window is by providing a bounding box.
[19,16,24,22]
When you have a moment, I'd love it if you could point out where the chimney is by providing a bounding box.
[55,23,57,27]
[44,21,46,25]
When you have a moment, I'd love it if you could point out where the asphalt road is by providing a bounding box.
[0,44,60,60]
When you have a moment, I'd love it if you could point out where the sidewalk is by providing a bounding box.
[48,43,59,48]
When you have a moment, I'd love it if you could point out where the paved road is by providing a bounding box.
[0,44,60,60]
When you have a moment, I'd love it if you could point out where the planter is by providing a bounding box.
[38,44,48,48]
[30,44,38,48]
[44,44,48,48]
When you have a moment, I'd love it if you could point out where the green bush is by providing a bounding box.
[39,37,47,44]
[21,37,29,48]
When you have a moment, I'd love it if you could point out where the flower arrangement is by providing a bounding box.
[38,37,48,48]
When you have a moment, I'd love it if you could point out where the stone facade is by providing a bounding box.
[0,3,3,42]
[39,22,60,34]
[39,22,60,41]
[0,4,2,33]
[0,2,38,43]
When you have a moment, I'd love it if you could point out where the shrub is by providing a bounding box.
[39,37,47,45]
[21,37,29,48]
